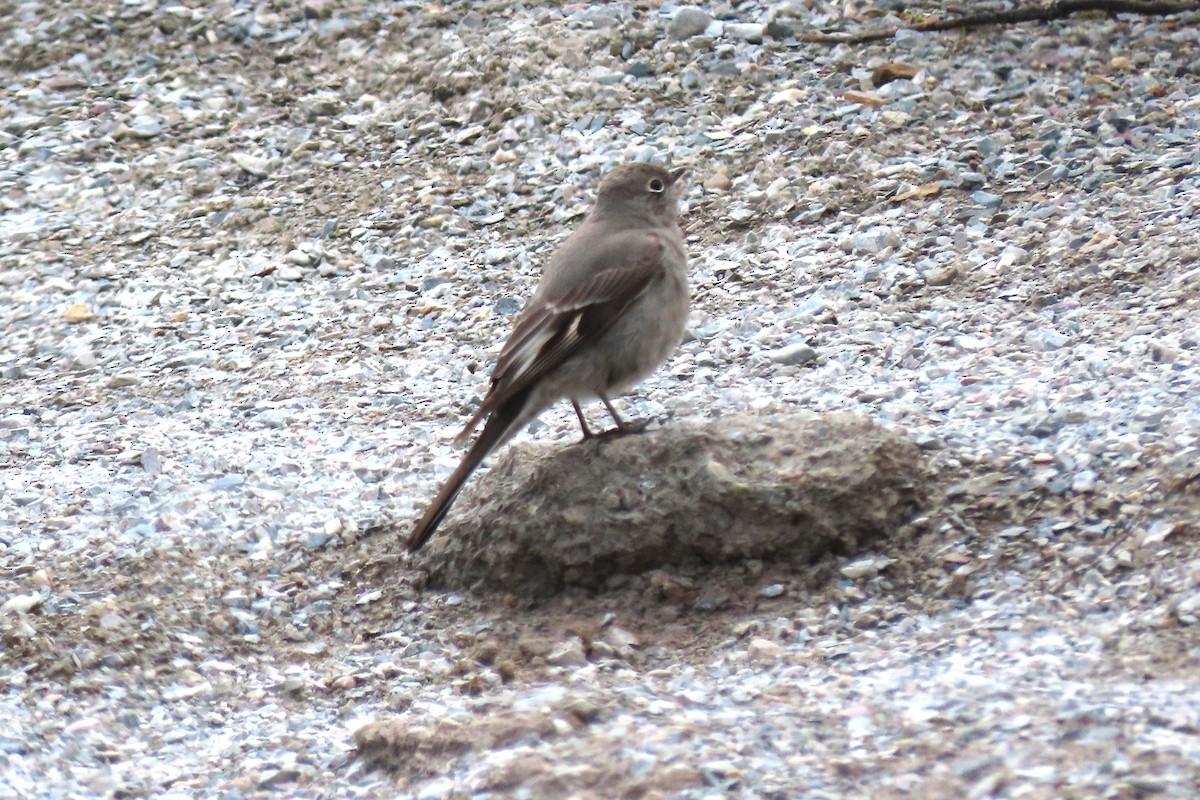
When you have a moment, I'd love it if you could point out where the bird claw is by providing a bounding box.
[587,418,650,441]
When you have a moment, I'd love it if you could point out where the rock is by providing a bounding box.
[925,266,958,286]
[725,23,764,43]
[971,190,1003,208]
[64,303,93,323]
[546,638,588,667]
[768,88,805,105]
[844,90,887,107]
[415,413,927,596]
[1025,328,1069,351]
[840,556,882,579]
[769,342,817,366]
[129,116,164,138]
[1072,469,1097,493]
[285,249,313,266]
[2,594,43,614]
[846,225,900,254]
[747,638,784,663]
[668,7,711,40]
[232,153,279,178]
[693,592,728,612]
[872,62,921,86]
[704,168,732,193]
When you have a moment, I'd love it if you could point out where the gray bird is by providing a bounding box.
[407,162,689,552]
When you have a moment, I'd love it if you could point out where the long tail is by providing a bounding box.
[406,397,524,552]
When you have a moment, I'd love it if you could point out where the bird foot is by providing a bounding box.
[589,418,651,441]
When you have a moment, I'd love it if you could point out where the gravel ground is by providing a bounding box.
[3,1,1200,798]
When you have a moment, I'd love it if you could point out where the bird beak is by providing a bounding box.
[669,167,687,186]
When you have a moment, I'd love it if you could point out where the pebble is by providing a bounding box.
[747,638,785,663]
[925,266,958,286]
[547,639,588,667]
[129,116,164,138]
[63,304,93,323]
[769,342,818,366]
[285,249,313,266]
[668,7,711,40]
[971,190,1004,207]
[1072,470,1097,493]
[845,226,900,254]
[1025,328,1069,351]
[2,594,43,614]
[232,153,279,177]
[725,23,764,43]
[841,557,886,580]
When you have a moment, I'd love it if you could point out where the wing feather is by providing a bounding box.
[455,236,666,442]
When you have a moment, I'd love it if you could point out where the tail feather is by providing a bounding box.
[407,398,523,552]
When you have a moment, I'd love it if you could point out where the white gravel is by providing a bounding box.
[3,1,1200,798]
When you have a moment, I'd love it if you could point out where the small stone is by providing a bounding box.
[254,409,291,428]
[768,88,805,105]
[954,334,986,352]
[600,626,639,658]
[693,593,728,612]
[563,697,603,723]
[704,169,732,193]
[64,303,93,323]
[1072,470,1097,493]
[1025,328,1069,351]
[725,23,764,43]
[232,153,279,177]
[747,637,784,663]
[2,594,43,614]
[211,473,247,490]
[64,717,104,735]
[140,447,163,475]
[257,769,301,790]
[872,62,920,86]
[669,7,711,40]
[841,557,880,580]
[847,226,900,254]
[769,343,817,366]
[844,89,887,107]
[759,583,785,598]
[971,190,1003,208]
[129,116,164,138]
[546,638,588,667]
[925,266,958,286]
[364,252,394,271]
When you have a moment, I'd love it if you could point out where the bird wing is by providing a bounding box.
[455,231,667,442]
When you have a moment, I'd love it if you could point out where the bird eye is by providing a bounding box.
[648,178,665,193]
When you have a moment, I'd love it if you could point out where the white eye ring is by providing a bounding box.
[648,178,665,193]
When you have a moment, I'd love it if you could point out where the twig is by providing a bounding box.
[802,0,1200,44]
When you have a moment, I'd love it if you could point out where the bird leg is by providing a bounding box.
[572,400,597,442]
[598,395,650,436]
[572,397,651,443]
